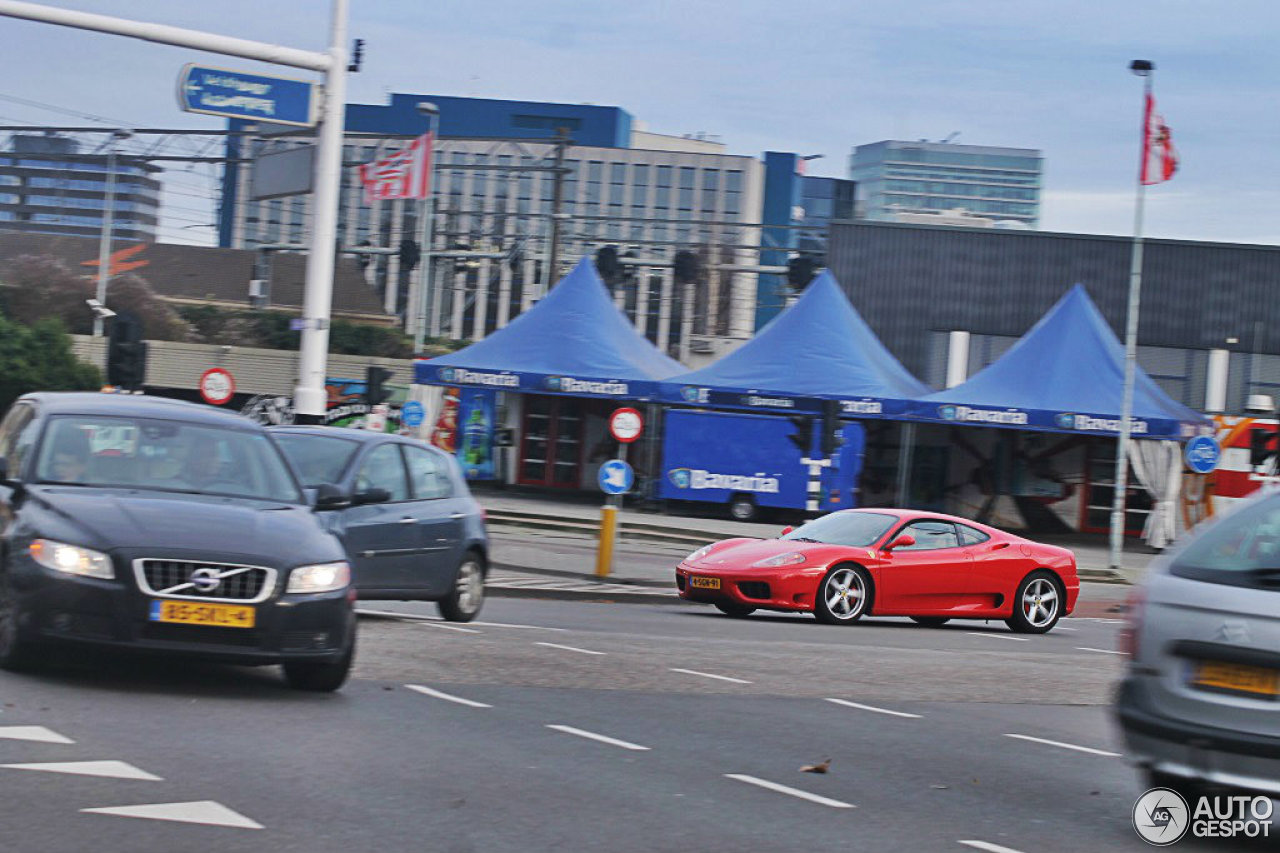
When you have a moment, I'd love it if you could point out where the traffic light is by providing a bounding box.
[365,365,394,407]
[398,239,421,271]
[820,399,846,457]
[787,255,820,291]
[106,313,147,391]
[786,415,813,454]
[595,245,620,280]
[347,38,365,73]
[673,250,701,283]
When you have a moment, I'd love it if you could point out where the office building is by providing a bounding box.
[0,133,160,241]
[848,140,1041,227]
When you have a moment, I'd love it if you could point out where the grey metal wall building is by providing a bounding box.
[826,221,1280,411]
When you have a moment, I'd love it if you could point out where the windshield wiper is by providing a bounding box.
[788,536,821,543]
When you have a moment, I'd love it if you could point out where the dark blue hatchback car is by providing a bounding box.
[272,427,490,622]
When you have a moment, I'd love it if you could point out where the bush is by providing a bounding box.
[0,314,102,412]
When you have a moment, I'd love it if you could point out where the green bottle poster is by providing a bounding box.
[457,388,496,480]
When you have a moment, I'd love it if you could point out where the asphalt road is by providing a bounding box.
[0,597,1270,853]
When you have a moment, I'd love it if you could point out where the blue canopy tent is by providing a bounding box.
[659,271,931,416]
[911,284,1209,439]
[414,257,684,398]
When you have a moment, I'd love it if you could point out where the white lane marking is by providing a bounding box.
[965,632,1030,643]
[1055,627,1078,632]
[405,684,492,709]
[486,578,551,588]
[1,760,161,781]
[534,641,606,656]
[0,726,74,744]
[959,841,1027,853]
[724,774,855,809]
[471,620,567,632]
[546,725,650,751]
[82,801,263,829]
[670,668,752,684]
[356,608,482,632]
[824,698,921,719]
[1077,647,1125,656]
[1003,733,1121,757]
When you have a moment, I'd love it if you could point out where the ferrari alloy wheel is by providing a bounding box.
[814,565,871,625]
[1006,572,1062,634]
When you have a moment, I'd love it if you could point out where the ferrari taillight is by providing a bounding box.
[1118,587,1146,659]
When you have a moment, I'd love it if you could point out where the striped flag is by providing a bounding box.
[1140,94,1178,185]
[358,131,433,202]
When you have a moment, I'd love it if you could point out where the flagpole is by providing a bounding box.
[412,103,439,352]
[1109,59,1155,572]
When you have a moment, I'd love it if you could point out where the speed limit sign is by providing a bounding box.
[199,368,236,406]
[609,407,643,443]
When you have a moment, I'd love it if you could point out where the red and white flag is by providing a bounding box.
[1140,94,1178,185]
[358,131,433,202]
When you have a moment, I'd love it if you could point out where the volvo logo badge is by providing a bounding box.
[189,567,223,593]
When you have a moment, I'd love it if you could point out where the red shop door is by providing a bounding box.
[518,396,584,488]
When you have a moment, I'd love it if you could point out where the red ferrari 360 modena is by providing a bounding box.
[676,509,1079,633]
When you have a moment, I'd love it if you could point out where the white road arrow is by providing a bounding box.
[82,801,264,829]
[0,726,74,744]
[2,760,161,781]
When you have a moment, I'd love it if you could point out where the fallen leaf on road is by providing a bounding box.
[800,759,831,774]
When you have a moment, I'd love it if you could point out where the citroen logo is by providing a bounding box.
[189,567,223,593]
[1217,620,1250,645]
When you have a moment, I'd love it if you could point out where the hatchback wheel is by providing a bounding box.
[284,637,355,692]
[1006,572,1063,634]
[439,555,485,622]
[728,494,757,522]
[814,565,872,625]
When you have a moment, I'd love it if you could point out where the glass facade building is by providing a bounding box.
[848,141,1041,227]
[0,134,160,241]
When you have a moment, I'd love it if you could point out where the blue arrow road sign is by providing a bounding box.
[400,401,426,428]
[598,460,634,495]
[1185,434,1222,474]
[178,64,318,127]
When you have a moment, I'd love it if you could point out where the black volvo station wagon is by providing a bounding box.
[0,393,356,691]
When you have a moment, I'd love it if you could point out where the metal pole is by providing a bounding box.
[1109,65,1153,570]
[542,128,569,297]
[896,422,916,509]
[93,132,125,337]
[292,0,348,421]
[413,109,439,353]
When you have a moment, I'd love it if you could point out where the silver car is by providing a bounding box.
[1117,491,1280,796]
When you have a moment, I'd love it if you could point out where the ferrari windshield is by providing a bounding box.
[781,511,896,547]
[33,415,302,503]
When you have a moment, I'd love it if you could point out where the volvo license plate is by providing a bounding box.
[149,600,255,628]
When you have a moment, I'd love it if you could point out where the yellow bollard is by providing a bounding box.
[595,504,618,577]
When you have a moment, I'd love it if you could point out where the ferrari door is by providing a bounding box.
[958,523,1030,611]
[876,520,972,614]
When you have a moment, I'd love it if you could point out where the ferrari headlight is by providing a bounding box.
[685,544,716,563]
[29,539,113,579]
[287,561,351,594]
[751,552,808,568]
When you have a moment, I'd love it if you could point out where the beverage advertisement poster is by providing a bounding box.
[457,388,496,480]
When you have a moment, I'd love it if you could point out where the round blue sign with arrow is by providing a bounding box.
[598,459,634,495]
[1185,434,1221,474]
[400,400,425,428]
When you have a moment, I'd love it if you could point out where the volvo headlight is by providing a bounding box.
[29,539,113,579]
[685,544,716,563]
[287,561,351,594]
[751,552,808,568]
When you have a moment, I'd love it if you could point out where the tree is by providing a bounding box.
[0,313,102,412]
[0,255,187,341]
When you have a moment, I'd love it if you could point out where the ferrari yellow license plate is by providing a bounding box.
[689,576,720,590]
[149,600,255,629]
[1192,661,1280,697]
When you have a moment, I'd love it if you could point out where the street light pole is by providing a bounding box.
[412,101,439,353]
[1108,59,1155,571]
[93,128,132,338]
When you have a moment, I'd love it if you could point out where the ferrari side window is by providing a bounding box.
[897,521,961,550]
[955,524,990,546]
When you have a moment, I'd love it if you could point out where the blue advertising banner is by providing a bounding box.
[457,388,497,480]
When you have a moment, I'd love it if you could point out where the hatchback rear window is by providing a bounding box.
[1170,496,1280,590]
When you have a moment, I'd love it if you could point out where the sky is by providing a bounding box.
[1,0,1278,246]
